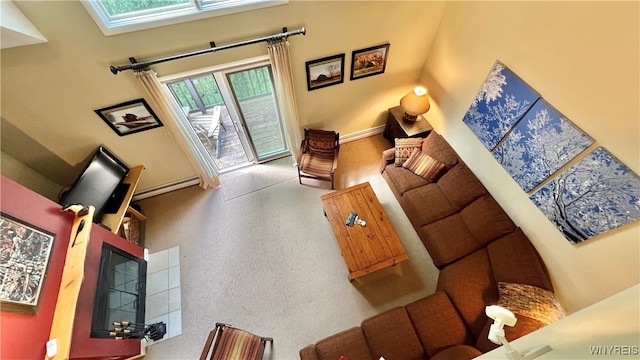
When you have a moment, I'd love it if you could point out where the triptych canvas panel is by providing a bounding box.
[463,60,640,244]
[493,99,594,192]
[462,61,540,151]
[529,148,640,244]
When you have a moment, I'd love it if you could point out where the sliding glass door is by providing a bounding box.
[165,57,289,172]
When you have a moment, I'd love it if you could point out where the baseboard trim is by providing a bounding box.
[340,125,385,144]
[132,126,385,200]
[133,177,200,201]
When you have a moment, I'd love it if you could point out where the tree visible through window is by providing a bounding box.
[83,0,287,35]
[100,0,190,16]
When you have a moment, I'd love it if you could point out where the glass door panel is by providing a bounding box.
[91,243,146,338]
[226,65,288,162]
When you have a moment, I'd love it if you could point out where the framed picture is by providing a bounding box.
[350,43,390,80]
[305,54,345,91]
[0,213,56,314]
[95,98,163,136]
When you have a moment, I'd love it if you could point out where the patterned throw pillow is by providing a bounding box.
[394,138,424,166]
[497,282,565,325]
[402,150,447,182]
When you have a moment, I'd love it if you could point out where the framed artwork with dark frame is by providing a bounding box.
[305,53,345,91]
[0,213,56,314]
[350,43,390,80]
[95,98,163,136]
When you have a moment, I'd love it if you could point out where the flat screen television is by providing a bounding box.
[59,146,129,224]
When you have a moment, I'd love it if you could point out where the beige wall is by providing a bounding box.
[422,1,639,313]
[1,1,446,192]
[0,152,60,200]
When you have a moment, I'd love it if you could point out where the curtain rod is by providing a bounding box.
[110,26,306,75]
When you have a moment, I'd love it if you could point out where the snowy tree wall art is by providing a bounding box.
[493,100,594,192]
[463,61,540,151]
[529,147,640,245]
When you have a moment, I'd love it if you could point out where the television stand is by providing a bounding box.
[100,165,146,244]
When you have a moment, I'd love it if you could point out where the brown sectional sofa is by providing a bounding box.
[300,132,557,360]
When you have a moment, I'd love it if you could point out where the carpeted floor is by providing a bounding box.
[138,134,439,360]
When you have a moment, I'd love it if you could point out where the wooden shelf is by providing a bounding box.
[100,165,145,237]
[48,206,95,360]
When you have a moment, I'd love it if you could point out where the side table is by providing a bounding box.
[383,105,433,143]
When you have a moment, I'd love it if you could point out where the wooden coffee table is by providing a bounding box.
[321,182,408,281]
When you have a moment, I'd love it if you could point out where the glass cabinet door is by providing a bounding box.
[92,243,146,338]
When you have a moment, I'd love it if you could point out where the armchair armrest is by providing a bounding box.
[331,144,340,174]
[380,148,396,173]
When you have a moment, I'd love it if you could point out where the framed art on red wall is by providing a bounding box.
[0,213,56,314]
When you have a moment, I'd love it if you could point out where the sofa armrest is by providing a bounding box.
[300,345,319,360]
[380,148,396,173]
[303,327,374,360]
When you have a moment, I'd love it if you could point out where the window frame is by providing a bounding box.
[81,0,288,36]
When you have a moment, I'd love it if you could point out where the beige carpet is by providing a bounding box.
[138,134,439,360]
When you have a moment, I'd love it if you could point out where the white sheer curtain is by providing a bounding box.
[267,39,303,164]
[135,69,220,189]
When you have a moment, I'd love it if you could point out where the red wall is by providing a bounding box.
[1,177,143,360]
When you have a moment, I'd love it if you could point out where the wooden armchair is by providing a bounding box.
[297,129,340,189]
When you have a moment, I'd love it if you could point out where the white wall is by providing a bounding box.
[422,1,639,313]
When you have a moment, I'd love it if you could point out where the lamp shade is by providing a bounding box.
[400,86,430,123]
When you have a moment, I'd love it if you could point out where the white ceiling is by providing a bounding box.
[1,0,47,50]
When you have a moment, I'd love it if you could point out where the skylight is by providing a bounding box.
[82,0,288,36]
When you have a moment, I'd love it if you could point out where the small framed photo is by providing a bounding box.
[0,213,56,314]
[95,98,163,136]
[305,54,345,91]
[350,43,390,80]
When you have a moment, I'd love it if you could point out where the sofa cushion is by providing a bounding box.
[487,228,553,291]
[313,327,373,360]
[430,345,483,360]
[405,291,473,357]
[361,307,425,360]
[402,150,447,182]
[437,248,498,338]
[460,194,516,247]
[382,165,431,196]
[437,163,487,209]
[421,132,458,168]
[418,214,482,268]
[402,184,456,228]
[395,138,424,166]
